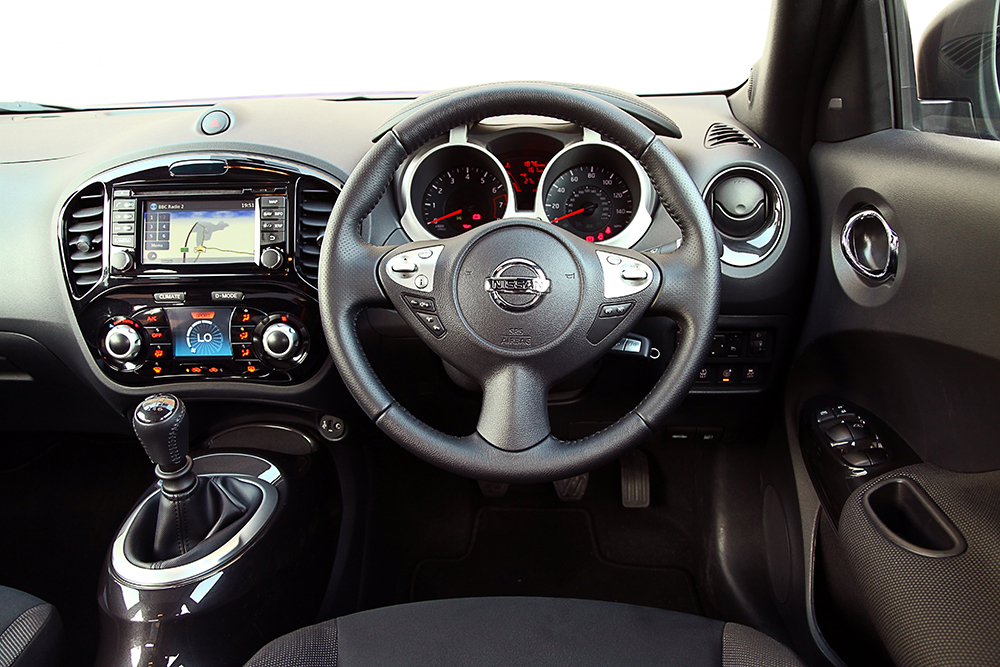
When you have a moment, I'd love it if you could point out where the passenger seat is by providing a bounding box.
[0,586,63,667]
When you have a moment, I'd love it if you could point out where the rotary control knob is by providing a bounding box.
[110,249,133,272]
[105,323,143,362]
[260,247,283,269]
[262,322,300,361]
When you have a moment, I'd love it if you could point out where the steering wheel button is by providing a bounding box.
[417,313,446,337]
[418,249,434,259]
[414,274,429,289]
[389,256,418,274]
[621,264,650,282]
[606,255,622,265]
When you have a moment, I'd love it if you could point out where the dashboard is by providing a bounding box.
[0,91,808,430]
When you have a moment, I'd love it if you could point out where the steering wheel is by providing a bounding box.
[319,83,720,483]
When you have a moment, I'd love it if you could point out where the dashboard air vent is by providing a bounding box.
[704,122,759,149]
[62,183,106,296]
[295,176,340,286]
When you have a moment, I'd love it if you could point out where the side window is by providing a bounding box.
[906,0,1000,139]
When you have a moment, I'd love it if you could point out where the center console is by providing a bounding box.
[60,153,341,385]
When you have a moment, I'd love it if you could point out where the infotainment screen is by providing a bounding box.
[142,199,257,266]
[168,308,234,358]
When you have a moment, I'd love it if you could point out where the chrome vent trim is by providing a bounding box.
[62,183,106,296]
[295,176,340,286]
[704,122,759,149]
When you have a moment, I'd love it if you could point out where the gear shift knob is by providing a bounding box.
[133,394,189,474]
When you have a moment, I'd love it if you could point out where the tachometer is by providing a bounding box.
[543,165,634,242]
[421,166,508,238]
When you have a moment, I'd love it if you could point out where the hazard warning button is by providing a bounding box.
[200,110,231,135]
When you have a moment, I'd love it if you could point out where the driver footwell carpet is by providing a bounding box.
[411,507,701,613]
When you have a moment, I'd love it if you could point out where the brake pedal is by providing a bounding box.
[553,473,589,501]
[621,449,650,508]
[478,480,509,497]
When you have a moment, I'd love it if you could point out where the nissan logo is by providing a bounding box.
[484,258,551,311]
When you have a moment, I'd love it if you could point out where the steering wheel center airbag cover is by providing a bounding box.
[458,225,580,349]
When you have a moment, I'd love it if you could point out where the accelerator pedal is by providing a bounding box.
[621,449,650,508]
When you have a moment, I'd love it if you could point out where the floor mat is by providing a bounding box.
[411,507,701,614]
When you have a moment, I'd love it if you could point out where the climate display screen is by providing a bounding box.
[142,199,257,265]
[168,308,234,358]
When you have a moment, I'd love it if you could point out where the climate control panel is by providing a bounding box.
[88,288,320,384]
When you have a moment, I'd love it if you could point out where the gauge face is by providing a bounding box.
[421,166,508,238]
[185,320,225,356]
[543,165,635,242]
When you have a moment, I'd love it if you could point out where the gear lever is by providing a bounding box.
[133,394,196,494]
[131,394,249,562]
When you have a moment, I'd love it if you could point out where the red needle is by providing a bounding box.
[552,208,586,223]
[426,209,463,225]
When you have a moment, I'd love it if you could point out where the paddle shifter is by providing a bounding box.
[132,394,250,562]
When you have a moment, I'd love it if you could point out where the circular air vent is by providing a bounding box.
[704,167,783,267]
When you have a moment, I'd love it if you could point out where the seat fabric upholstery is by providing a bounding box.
[244,597,805,667]
[0,586,63,667]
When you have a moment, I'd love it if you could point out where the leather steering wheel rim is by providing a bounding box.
[319,82,720,483]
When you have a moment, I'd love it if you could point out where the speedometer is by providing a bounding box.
[543,165,634,242]
[421,166,508,238]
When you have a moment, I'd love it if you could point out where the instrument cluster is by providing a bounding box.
[398,124,654,248]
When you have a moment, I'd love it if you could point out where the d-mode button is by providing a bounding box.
[211,291,244,302]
